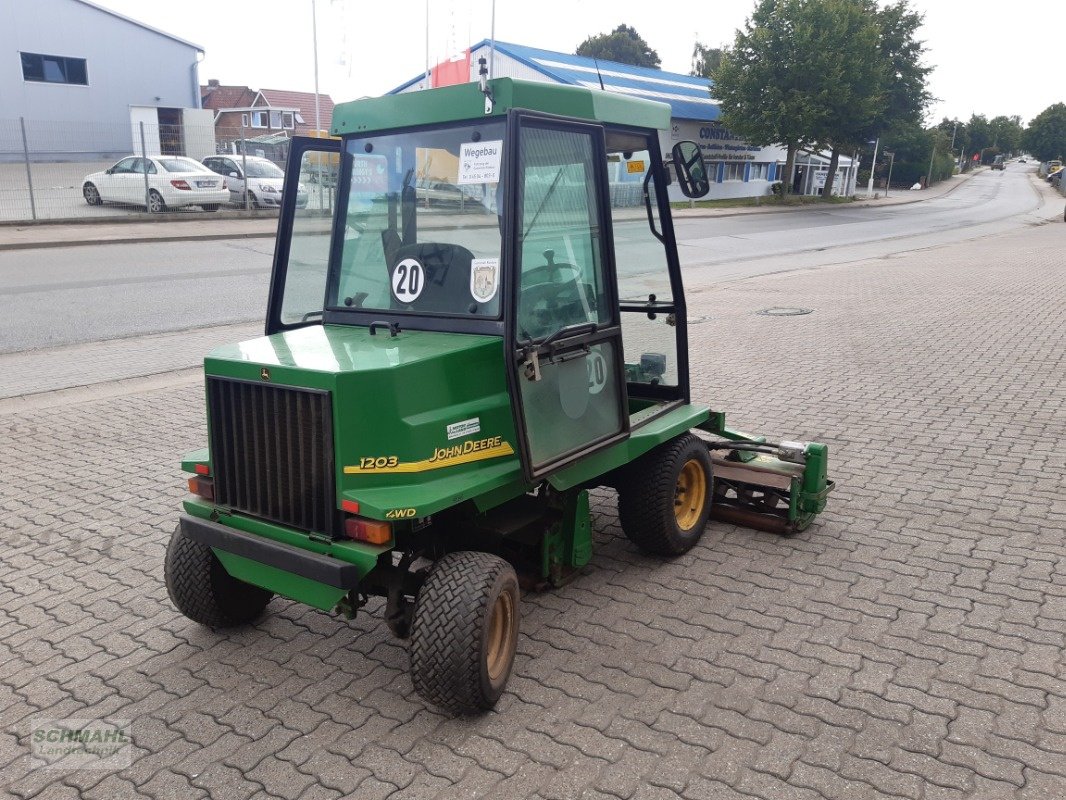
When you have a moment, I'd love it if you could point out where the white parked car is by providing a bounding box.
[82,156,228,212]
[201,154,307,208]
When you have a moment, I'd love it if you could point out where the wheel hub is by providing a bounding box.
[485,590,515,681]
[674,459,707,530]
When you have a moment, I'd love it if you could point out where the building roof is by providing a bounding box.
[74,0,203,52]
[201,85,256,111]
[256,89,335,128]
[390,40,717,122]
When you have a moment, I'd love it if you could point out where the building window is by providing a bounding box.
[281,112,294,130]
[749,163,769,181]
[707,162,723,183]
[21,52,88,85]
[251,111,267,128]
[269,110,282,129]
[241,113,250,128]
[723,162,745,182]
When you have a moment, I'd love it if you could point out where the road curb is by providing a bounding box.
[0,230,276,252]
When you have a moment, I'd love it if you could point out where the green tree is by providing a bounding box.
[1023,103,1066,161]
[806,0,883,197]
[690,42,727,78]
[966,114,992,159]
[869,1,931,133]
[714,0,931,196]
[989,115,1023,154]
[713,0,836,194]
[576,25,660,69]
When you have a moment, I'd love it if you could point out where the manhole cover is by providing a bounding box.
[756,307,813,317]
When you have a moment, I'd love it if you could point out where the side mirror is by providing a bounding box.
[105,168,114,175]
[671,141,710,198]
[228,171,239,178]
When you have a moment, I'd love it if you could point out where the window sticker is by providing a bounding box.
[391,258,424,302]
[469,257,500,303]
[457,140,503,185]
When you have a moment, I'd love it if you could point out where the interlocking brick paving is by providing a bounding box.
[1,219,1063,799]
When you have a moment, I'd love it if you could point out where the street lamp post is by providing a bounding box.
[884,151,895,197]
[866,137,880,198]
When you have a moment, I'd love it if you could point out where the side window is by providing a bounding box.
[275,146,336,326]
[606,130,679,391]
[114,158,136,173]
[517,125,610,340]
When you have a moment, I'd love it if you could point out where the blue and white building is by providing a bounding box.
[391,40,856,200]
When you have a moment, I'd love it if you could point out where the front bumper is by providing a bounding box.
[180,513,360,589]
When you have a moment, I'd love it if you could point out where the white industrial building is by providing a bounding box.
[392,40,857,200]
[1,0,214,160]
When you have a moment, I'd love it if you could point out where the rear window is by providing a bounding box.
[159,158,211,173]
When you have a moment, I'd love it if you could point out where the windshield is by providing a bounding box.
[245,160,284,179]
[158,158,210,173]
[330,121,504,318]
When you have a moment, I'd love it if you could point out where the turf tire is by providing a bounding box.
[409,551,519,714]
[617,433,713,556]
[164,524,272,628]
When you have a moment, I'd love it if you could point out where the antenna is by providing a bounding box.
[593,58,605,91]
[478,56,493,114]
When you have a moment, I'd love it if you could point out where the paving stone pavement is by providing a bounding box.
[1,219,1064,799]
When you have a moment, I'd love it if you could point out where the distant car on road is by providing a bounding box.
[82,156,228,212]
[202,155,307,209]
[991,155,1005,170]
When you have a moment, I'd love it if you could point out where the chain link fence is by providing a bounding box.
[0,117,330,222]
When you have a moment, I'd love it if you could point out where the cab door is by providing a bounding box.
[506,114,629,480]
[266,136,342,335]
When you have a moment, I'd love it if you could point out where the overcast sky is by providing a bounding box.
[94,0,1058,125]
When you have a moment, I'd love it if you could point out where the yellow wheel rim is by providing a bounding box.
[674,459,708,531]
[485,590,516,682]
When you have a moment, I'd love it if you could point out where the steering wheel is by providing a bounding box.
[519,281,590,340]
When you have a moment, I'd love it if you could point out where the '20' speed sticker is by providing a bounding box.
[392,258,424,302]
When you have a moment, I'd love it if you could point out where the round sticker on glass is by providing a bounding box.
[392,258,424,303]
[587,350,608,395]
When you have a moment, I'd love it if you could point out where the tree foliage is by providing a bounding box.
[576,25,660,69]
[1023,103,1066,161]
[690,42,727,78]
[713,0,931,195]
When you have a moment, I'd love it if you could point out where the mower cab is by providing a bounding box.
[168,78,832,714]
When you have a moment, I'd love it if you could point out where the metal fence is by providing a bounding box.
[0,117,318,222]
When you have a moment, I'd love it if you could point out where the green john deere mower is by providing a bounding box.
[167,73,833,714]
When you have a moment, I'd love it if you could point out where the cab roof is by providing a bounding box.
[330,78,672,137]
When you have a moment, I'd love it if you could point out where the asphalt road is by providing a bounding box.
[0,162,1047,354]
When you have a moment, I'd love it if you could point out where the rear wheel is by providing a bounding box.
[147,190,166,213]
[164,524,272,627]
[82,182,102,206]
[617,433,713,555]
[409,551,519,714]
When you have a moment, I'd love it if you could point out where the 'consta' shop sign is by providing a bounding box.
[697,123,763,161]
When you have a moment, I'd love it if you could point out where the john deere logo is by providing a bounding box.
[260,367,271,381]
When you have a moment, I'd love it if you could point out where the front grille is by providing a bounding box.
[207,376,339,535]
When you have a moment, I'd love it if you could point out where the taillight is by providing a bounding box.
[187,475,214,501]
[170,179,191,190]
[344,516,391,545]
[194,463,210,475]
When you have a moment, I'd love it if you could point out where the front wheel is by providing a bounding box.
[617,433,713,555]
[164,524,272,627]
[83,182,102,206]
[409,551,519,714]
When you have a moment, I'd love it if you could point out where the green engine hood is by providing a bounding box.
[203,324,526,520]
